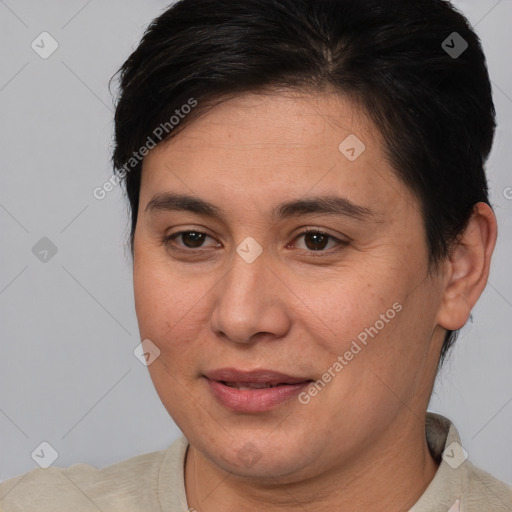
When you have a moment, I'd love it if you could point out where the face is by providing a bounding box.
[133,90,447,481]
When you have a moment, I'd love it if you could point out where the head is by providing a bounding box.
[112,0,497,482]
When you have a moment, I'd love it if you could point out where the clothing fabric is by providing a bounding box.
[1,412,511,511]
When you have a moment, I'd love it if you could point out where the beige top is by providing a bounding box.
[1,412,511,511]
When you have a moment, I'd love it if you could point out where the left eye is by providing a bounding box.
[291,229,346,252]
[163,229,347,253]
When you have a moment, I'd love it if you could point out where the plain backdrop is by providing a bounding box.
[1,0,511,486]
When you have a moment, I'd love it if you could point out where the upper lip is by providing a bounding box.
[204,368,312,385]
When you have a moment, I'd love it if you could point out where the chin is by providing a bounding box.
[193,428,318,480]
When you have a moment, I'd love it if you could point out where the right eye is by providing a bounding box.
[162,230,221,251]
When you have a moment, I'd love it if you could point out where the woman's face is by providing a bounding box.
[133,91,447,480]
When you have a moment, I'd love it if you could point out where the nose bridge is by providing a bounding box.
[210,243,289,344]
[226,233,268,297]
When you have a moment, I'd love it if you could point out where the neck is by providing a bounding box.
[184,416,439,511]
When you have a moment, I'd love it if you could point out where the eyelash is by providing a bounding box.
[161,228,349,257]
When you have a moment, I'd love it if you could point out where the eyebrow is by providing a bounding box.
[145,192,375,222]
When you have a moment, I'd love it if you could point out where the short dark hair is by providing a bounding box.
[112,0,496,369]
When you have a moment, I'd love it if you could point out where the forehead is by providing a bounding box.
[140,91,416,222]
[154,90,373,155]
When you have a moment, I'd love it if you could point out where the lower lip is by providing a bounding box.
[206,378,311,413]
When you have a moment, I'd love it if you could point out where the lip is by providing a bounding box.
[204,368,313,413]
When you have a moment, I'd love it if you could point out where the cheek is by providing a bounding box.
[299,266,430,396]
[326,283,439,419]
[133,264,172,339]
[133,256,213,423]
[133,250,214,359]
[292,265,406,349]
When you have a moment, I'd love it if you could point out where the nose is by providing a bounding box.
[209,246,291,345]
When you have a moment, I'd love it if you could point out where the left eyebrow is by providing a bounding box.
[272,195,375,222]
[145,192,376,222]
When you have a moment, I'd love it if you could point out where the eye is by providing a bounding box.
[290,228,349,253]
[162,228,348,255]
[163,230,218,250]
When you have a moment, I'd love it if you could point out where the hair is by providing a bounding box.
[112,0,496,369]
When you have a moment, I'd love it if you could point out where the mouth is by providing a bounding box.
[204,368,314,413]
[221,381,297,389]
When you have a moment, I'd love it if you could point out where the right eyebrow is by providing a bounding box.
[145,193,223,218]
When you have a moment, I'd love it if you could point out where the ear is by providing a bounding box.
[436,202,497,331]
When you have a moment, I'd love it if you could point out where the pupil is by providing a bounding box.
[184,232,204,248]
[306,233,327,251]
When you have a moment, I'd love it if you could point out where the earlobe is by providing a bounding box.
[436,202,497,331]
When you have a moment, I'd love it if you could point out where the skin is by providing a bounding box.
[133,89,497,511]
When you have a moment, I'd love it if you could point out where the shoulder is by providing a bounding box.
[413,413,512,511]
[0,438,185,512]
[462,460,512,510]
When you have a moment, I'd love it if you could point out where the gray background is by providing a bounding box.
[1,0,511,486]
